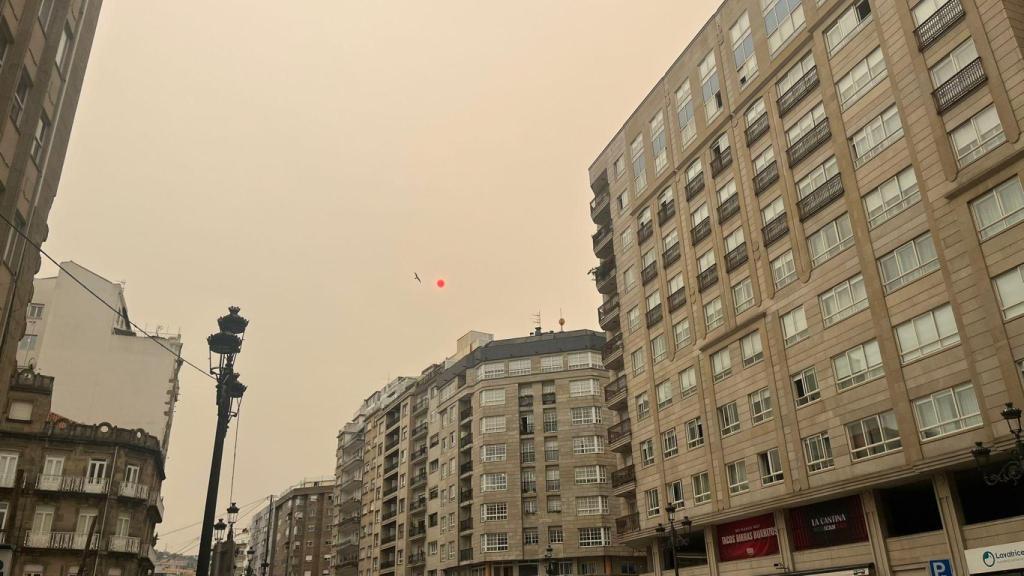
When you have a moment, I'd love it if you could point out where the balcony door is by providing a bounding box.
[85,459,107,493]
[74,508,98,549]
[0,453,18,487]
[39,456,64,490]
[29,505,54,547]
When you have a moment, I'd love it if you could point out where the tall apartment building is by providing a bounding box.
[333,421,367,576]
[336,330,645,576]
[0,366,165,576]
[589,0,1024,573]
[267,479,335,576]
[250,500,275,576]
[0,0,104,400]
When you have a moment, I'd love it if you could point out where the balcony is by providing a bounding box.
[24,532,100,550]
[637,222,654,245]
[118,482,150,500]
[412,472,428,487]
[645,304,663,328]
[641,261,658,285]
[595,259,617,295]
[717,194,740,224]
[538,394,554,407]
[409,552,426,566]
[604,375,627,409]
[798,173,844,221]
[592,225,613,258]
[598,296,620,330]
[657,201,676,226]
[710,148,733,177]
[384,460,399,475]
[697,264,718,292]
[34,475,108,495]
[459,518,473,532]
[915,0,965,49]
[520,423,535,436]
[607,419,632,451]
[412,422,428,438]
[611,465,636,490]
[933,58,986,113]
[777,66,819,117]
[383,484,398,498]
[602,333,624,370]
[460,433,473,449]
[409,523,427,538]
[460,548,474,562]
[412,398,429,414]
[411,446,428,462]
[590,191,611,224]
[108,536,140,554]
[460,461,473,475]
[149,494,165,521]
[460,488,473,502]
[667,288,686,312]
[745,112,770,146]
[381,559,396,571]
[615,512,641,536]
[690,217,711,246]
[546,480,561,492]
[381,532,397,545]
[519,395,534,408]
[410,498,427,514]
[753,161,779,195]
[460,407,473,422]
[521,481,537,494]
[762,213,789,246]
[386,412,401,429]
[685,175,705,200]
[662,243,680,268]
[786,120,831,167]
[725,243,748,272]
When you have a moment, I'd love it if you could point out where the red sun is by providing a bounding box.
[436,279,446,288]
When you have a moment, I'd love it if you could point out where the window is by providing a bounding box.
[30,115,49,165]
[797,156,839,200]
[704,297,724,331]
[777,53,815,97]
[711,348,732,382]
[620,226,634,251]
[545,466,560,492]
[699,52,722,120]
[481,389,505,406]
[481,533,509,552]
[656,380,673,409]
[712,134,732,167]
[481,503,508,521]
[837,47,886,109]
[631,348,646,376]
[686,159,703,188]
[630,135,647,192]
[809,213,853,267]
[570,407,602,426]
[825,0,872,54]
[894,304,960,363]
[697,249,714,273]
[879,232,939,293]
[569,379,599,397]
[685,417,704,449]
[692,202,709,227]
[724,226,743,253]
[803,432,835,472]
[651,334,667,363]
[545,438,559,461]
[662,428,679,458]
[679,366,698,398]
[645,488,661,517]
[573,436,604,455]
[718,402,740,436]
[508,359,532,376]
[667,273,684,299]
[482,444,507,462]
[950,105,1005,167]
[673,318,691,348]
[521,468,538,493]
[578,527,611,547]
[523,527,539,545]
[846,411,902,459]
[692,472,711,504]
[676,83,697,146]
[749,388,773,424]
[521,442,536,464]
[627,306,641,332]
[972,177,1024,240]
[772,251,797,289]
[852,105,903,164]
[732,12,757,85]
[740,331,763,366]
[666,480,684,507]
[478,362,505,380]
[10,69,31,127]
[541,356,564,372]
[18,334,37,351]
[819,275,868,327]
[27,304,44,319]
[614,155,625,179]
[618,191,630,212]
[481,473,508,492]
[640,439,655,467]
[651,111,667,174]
[786,103,827,146]
[753,145,775,175]
[481,416,506,434]
[865,167,920,228]
[757,448,784,485]
[833,340,883,390]
[8,401,32,422]
[763,0,805,53]
[793,367,820,406]
[543,409,558,432]
[733,278,754,315]
[726,460,749,494]
[781,306,809,345]
[576,495,609,516]
[995,264,1024,320]
[574,465,607,485]
[55,24,73,72]
[636,392,651,421]
[913,383,982,440]
[931,39,979,89]
[549,526,564,544]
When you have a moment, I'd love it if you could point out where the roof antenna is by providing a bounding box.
[532,311,542,336]
[559,309,565,332]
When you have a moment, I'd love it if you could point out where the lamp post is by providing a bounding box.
[214,519,227,543]
[544,545,554,576]
[197,307,250,576]
[970,402,1024,485]
[227,502,240,541]
[246,549,255,576]
[656,503,692,576]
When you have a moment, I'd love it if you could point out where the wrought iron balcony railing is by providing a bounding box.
[797,173,844,221]
[914,0,965,49]
[933,58,986,113]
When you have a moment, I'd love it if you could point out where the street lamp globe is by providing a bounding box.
[227,502,240,525]
[214,518,227,541]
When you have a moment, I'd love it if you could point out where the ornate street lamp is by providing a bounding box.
[227,502,240,540]
[197,307,250,576]
[544,544,555,576]
[656,503,693,576]
[214,518,227,542]
[246,549,255,576]
[970,402,1024,486]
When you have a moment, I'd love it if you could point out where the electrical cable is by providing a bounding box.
[228,397,243,504]
[0,208,216,382]
[158,495,267,537]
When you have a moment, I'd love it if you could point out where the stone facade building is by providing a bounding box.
[588,0,1024,573]
[267,479,335,576]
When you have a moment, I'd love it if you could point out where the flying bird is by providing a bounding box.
[414,273,421,283]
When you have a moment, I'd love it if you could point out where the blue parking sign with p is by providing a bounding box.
[930,559,953,576]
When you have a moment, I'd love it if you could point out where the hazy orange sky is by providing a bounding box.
[43,0,719,553]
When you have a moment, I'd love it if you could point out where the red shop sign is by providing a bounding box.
[717,513,779,561]
[787,495,869,551]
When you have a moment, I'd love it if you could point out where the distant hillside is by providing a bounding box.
[155,550,198,569]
